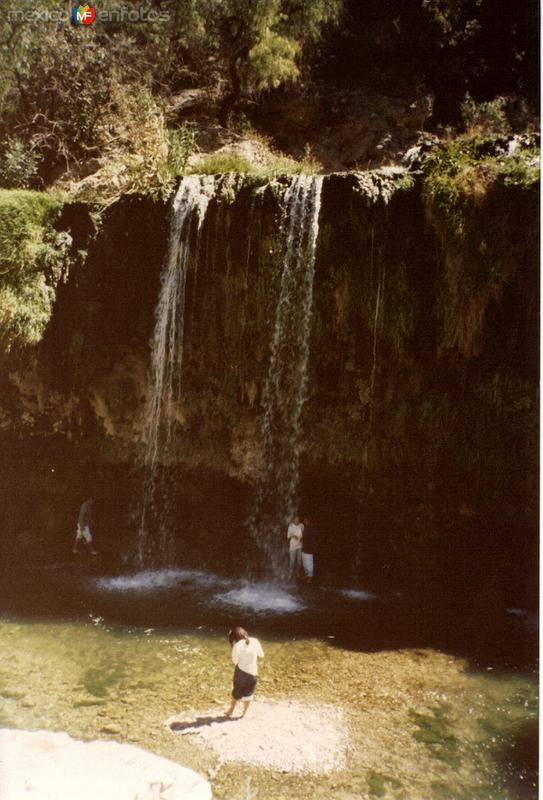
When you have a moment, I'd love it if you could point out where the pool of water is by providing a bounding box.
[1,562,537,669]
[0,562,538,799]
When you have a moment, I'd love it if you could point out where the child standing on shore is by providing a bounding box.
[225,627,264,719]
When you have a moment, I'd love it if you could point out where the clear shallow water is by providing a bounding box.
[0,609,537,800]
[0,561,538,799]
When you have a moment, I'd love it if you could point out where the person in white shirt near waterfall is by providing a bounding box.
[287,515,304,577]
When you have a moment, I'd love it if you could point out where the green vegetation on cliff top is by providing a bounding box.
[0,189,69,355]
[421,125,539,359]
[0,0,538,196]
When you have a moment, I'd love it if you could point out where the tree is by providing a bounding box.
[208,0,342,124]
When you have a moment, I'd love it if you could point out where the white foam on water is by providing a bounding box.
[95,569,230,593]
[94,572,305,615]
[214,582,306,614]
[337,588,377,602]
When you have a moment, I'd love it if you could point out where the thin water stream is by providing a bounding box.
[248,175,323,578]
[138,176,215,567]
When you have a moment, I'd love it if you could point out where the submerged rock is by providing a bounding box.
[100,722,122,734]
[0,728,211,800]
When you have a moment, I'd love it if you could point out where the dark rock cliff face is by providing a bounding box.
[252,87,434,171]
[0,175,537,603]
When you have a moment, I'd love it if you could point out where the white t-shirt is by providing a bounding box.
[287,522,303,550]
[232,637,264,676]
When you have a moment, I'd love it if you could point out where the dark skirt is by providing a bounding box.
[232,665,258,700]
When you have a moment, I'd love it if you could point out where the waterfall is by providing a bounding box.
[248,175,323,578]
[239,186,266,379]
[368,227,385,429]
[137,175,215,567]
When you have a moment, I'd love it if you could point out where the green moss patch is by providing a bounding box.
[367,770,402,797]
[408,703,461,767]
[190,145,321,178]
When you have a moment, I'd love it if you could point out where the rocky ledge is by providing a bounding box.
[0,728,211,800]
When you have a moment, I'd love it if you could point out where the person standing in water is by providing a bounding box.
[225,627,264,718]
[72,498,98,555]
[287,514,304,577]
[301,515,316,582]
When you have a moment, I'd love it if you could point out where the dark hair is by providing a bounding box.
[228,626,250,646]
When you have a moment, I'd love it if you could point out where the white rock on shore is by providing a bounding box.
[0,728,211,800]
[167,698,347,774]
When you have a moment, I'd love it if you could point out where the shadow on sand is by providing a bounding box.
[169,714,236,732]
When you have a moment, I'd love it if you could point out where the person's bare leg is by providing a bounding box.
[85,539,98,555]
[225,698,238,717]
[241,700,251,717]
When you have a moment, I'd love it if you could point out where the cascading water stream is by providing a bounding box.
[137,176,215,567]
[248,174,323,579]
[369,227,385,429]
[239,186,266,381]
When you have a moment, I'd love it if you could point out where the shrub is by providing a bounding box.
[460,94,512,137]
[500,149,540,188]
[167,125,199,176]
[66,88,185,203]
[0,139,40,190]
